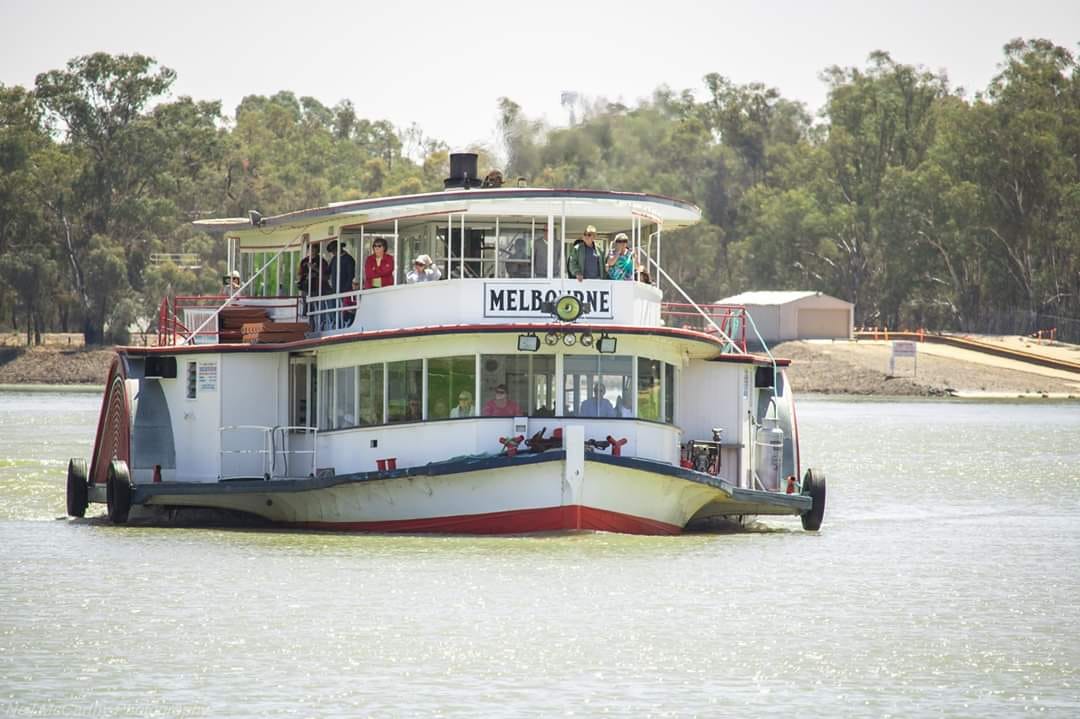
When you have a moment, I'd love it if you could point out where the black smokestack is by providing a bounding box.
[444,152,482,189]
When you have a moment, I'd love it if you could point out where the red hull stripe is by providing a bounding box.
[289,505,681,536]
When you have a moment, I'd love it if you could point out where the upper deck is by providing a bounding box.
[171,181,748,351]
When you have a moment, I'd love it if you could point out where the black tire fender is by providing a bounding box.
[66,458,89,518]
[106,459,133,525]
[800,467,827,531]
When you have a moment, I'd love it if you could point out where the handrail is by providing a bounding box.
[183,233,307,345]
[660,302,749,353]
[638,251,744,354]
[219,424,318,479]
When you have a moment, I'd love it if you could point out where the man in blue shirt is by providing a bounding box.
[578,382,615,417]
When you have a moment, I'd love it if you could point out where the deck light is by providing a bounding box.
[517,333,540,352]
[580,330,594,348]
[597,333,617,354]
[545,330,559,346]
[562,331,577,347]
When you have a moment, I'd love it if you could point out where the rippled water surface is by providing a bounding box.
[1,391,1078,717]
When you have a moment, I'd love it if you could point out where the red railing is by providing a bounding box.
[157,295,302,346]
[660,302,747,352]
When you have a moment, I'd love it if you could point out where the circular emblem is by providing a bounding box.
[555,295,583,322]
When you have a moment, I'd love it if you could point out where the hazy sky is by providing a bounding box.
[2,0,1077,150]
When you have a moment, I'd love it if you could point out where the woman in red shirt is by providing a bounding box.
[363,238,395,289]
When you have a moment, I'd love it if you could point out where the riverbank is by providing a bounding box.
[0,347,113,387]
[0,336,1078,398]
[775,338,1080,398]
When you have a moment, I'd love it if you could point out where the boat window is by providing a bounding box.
[357,364,384,426]
[480,355,556,416]
[318,369,334,430]
[289,359,315,426]
[493,227,541,279]
[397,225,432,285]
[427,356,475,419]
[334,367,356,429]
[664,363,676,423]
[563,355,633,417]
[637,358,662,421]
[386,359,423,424]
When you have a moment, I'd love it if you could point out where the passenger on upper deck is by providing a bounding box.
[326,240,356,296]
[224,270,242,295]
[298,241,330,329]
[482,384,522,417]
[406,254,442,284]
[606,233,634,281]
[363,239,394,289]
[481,169,504,188]
[342,278,359,325]
[568,226,602,282]
[578,383,615,417]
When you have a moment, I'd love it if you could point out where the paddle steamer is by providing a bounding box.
[66,153,826,535]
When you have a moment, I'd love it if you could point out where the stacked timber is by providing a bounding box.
[218,307,270,342]
[241,322,309,344]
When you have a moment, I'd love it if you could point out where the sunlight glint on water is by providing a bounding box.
[0,392,1077,716]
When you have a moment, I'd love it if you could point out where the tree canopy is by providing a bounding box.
[2,41,1079,345]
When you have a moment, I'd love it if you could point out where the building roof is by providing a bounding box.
[716,291,835,306]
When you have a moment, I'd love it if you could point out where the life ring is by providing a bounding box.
[66,458,89,517]
[106,459,133,524]
[800,467,827,531]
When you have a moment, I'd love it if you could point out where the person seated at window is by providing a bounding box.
[482,384,522,417]
[405,395,422,422]
[614,394,633,417]
[406,254,442,284]
[363,239,394,289]
[578,382,615,417]
[449,390,474,418]
[606,233,635,281]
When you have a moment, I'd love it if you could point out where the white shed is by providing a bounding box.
[716,291,854,345]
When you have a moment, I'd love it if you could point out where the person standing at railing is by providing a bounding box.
[364,238,395,289]
[568,225,602,282]
[298,241,330,330]
[606,233,634,281]
[326,240,356,329]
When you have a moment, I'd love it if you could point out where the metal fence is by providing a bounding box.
[962,310,1080,345]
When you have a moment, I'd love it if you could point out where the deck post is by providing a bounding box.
[563,425,585,524]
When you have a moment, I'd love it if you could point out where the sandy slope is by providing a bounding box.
[775,339,1080,398]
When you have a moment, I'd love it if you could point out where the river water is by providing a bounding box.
[0,391,1078,717]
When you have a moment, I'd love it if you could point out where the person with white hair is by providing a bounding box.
[406,254,442,284]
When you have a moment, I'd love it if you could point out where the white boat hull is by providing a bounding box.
[122,452,808,535]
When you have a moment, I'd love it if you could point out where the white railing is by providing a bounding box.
[219,425,318,480]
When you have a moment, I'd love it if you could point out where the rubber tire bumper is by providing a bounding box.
[106,459,133,525]
[66,458,89,518]
[800,467,827,531]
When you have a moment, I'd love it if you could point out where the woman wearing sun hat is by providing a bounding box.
[406,254,442,284]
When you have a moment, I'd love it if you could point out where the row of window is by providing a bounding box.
[239,218,655,295]
[315,354,677,431]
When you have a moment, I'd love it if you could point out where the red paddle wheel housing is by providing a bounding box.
[89,355,131,486]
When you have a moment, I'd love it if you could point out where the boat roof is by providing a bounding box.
[194,187,702,235]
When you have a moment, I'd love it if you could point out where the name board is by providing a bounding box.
[198,362,218,392]
[891,340,917,358]
[483,283,614,319]
[888,340,917,377]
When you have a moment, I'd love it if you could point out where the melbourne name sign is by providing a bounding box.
[483,282,614,319]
